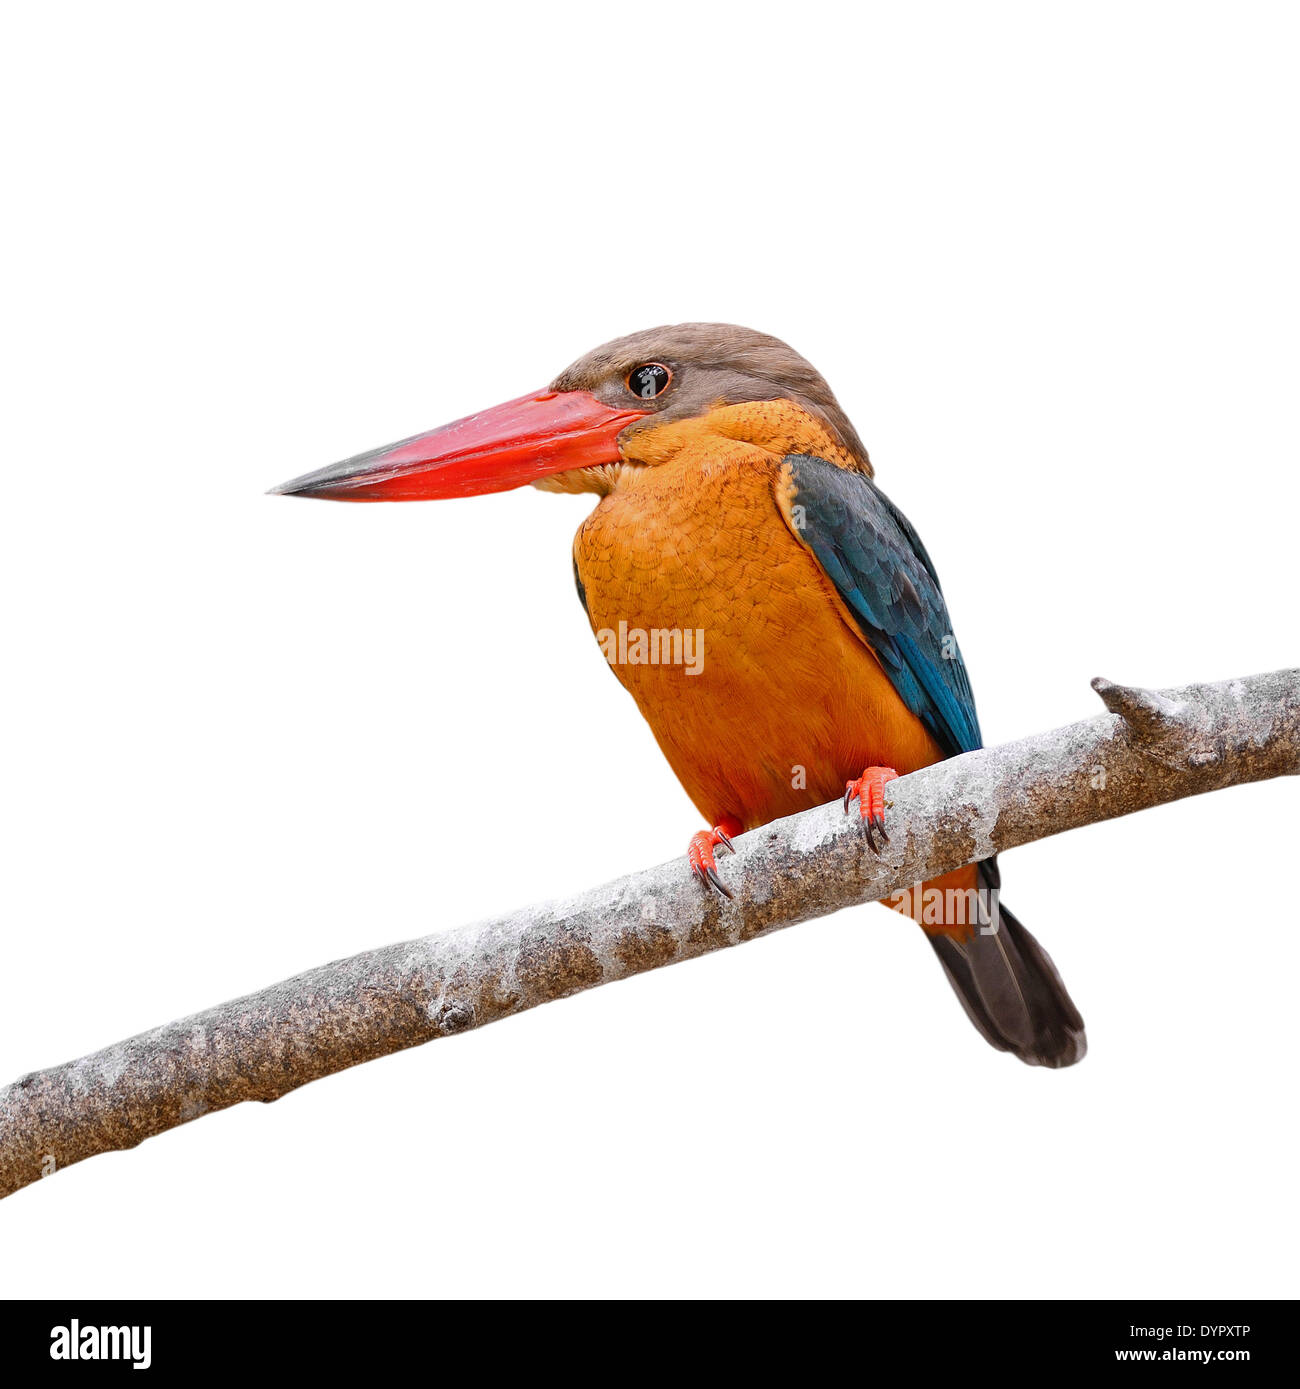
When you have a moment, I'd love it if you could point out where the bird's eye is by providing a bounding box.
[626,362,672,400]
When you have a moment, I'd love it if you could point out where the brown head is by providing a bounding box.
[270,322,870,501]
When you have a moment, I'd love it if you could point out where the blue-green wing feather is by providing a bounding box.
[785,453,981,756]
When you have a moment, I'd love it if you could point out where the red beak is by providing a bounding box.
[270,389,650,501]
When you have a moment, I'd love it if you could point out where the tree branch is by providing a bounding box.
[2,669,1296,1200]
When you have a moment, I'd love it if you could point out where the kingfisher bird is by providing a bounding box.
[272,324,1086,1067]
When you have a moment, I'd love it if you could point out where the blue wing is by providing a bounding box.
[782,453,982,757]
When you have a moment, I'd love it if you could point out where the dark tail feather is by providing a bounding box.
[928,861,1086,1068]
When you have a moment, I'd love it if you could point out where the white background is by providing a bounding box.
[2,2,1296,1299]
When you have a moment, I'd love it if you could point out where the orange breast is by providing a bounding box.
[573,405,946,831]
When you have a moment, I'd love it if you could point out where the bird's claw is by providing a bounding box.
[688,821,740,900]
[844,766,899,854]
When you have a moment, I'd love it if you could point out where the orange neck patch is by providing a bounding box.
[621,398,866,474]
[533,398,867,496]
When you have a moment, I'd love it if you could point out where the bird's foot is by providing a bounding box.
[687,816,742,899]
[844,766,899,852]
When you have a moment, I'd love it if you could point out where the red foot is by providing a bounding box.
[844,766,899,852]
[688,815,743,900]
